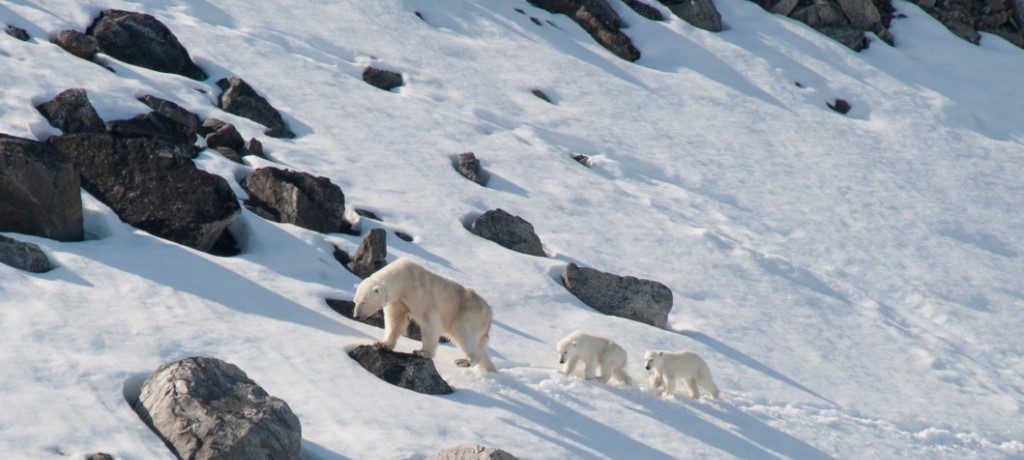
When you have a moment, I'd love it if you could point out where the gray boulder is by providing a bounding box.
[659,0,724,31]
[561,263,673,327]
[528,0,641,61]
[346,228,388,278]
[362,67,404,91]
[348,345,454,395]
[0,235,52,273]
[0,134,83,241]
[469,209,545,257]
[455,152,487,186]
[132,357,301,460]
[54,30,97,59]
[241,167,348,233]
[36,88,106,134]
[428,444,519,460]
[216,77,294,138]
[5,25,29,41]
[86,9,207,80]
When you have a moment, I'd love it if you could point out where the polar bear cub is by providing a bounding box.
[352,257,496,372]
[556,330,631,384]
[644,350,719,399]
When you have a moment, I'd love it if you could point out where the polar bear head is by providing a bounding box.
[556,331,583,364]
[643,350,664,371]
[353,278,388,319]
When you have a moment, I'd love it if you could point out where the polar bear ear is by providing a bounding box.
[570,340,578,347]
[372,285,380,294]
[657,351,663,356]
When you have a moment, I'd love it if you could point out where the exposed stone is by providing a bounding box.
[241,167,348,233]
[36,88,106,134]
[54,30,97,59]
[85,453,114,460]
[659,0,724,31]
[216,77,295,138]
[827,98,851,114]
[531,88,553,103]
[362,67,405,91]
[427,444,520,460]
[0,134,83,241]
[750,0,895,50]
[205,122,245,151]
[624,0,667,20]
[771,0,800,15]
[5,25,29,41]
[354,208,381,221]
[0,235,52,273]
[86,10,206,80]
[395,231,414,242]
[325,298,435,342]
[106,112,197,145]
[916,0,1024,47]
[561,263,673,327]
[468,209,545,257]
[346,228,388,278]
[137,95,201,137]
[815,26,869,50]
[572,154,591,166]
[528,0,642,61]
[243,138,264,157]
[837,0,882,27]
[455,152,487,186]
[348,345,454,395]
[48,133,240,252]
[131,357,301,460]
[200,117,229,137]
[215,146,243,163]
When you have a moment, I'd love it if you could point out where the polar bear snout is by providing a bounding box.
[558,352,567,364]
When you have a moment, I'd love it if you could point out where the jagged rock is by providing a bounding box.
[468,209,545,257]
[659,0,724,31]
[216,77,295,138]
[455,152,487,186]
[325,298,436,342]
[827,98,851,114]
[243,138,264,157]
[48,133,240,252]
[531,89,553,103]
[572,154,591,166]
[917,0,1024,47]
[0,235,52,273]
[362,67,404,91]
[528,0,641,61]
[428,444,519,460]
[131,357,301,460]
[751,0,894,50]
[346,228,388,278]
[106,112,197,145]
[5,25,29,41]
[624,0,667,20]
[54,30,97,59]
[205,122,245,151]
[36,88,106,134]
[0,134,83,241]
[86,10,207,80]
[241,167,348,233]
[348,345,454,395]
[137,95,201,137]
[561,263,673,327]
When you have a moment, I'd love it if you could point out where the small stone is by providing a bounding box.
[87,10,207,80]
[0,235,52,273]
[827,98,852,114]
[354,209,381,221]
[623,0,667,20]
[395,231,413,242]
[572,154,591,166]
[362,67,404,91]
[455,152,487,186]
[243,138,264,157]
[205,123,245,151]
[216,77,295,138]
[215,146,243,163]
[561,263,673,327]
[5,25,29,41]
[531,89,552,103]
[54,30,97,59]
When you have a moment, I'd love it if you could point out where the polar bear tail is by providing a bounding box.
[699,361,720,399]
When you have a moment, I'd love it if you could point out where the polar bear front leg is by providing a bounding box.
[663,375,677,397]
[562,356,579,375]
[413,315,442,358]
[583,356,598,380]
[377,301,411,350]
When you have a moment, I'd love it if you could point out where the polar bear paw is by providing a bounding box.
[455,358,472,367]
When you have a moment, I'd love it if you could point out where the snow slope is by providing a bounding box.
[2,0,1023,458]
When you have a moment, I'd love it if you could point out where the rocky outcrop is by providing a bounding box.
[346,228,388,278]
[5,25,29,41]
[659,0,724,31]
[916,0,1024,47]
[528,0,642,61]
[48,133,240,252]
[348,345,454,395]
[325,298,433,342]
[216,77,295,138]
[362,67,404,91]
[86,10,206,80]
[131,357,301,460]
[624,0,667,20]
[0,235,52,273]
[54,30,97,59]
[468,209,545,257]
[750,0,894,51]
[241,167,348,233]
[455,152,487,186]
[36,88,106,134]
[561,263,673,327]
[427,444,519,460]
[0,134,83,241]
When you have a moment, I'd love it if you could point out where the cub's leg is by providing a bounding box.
[377,301,411,350]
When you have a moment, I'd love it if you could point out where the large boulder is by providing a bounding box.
[468,209,545,257]
[241,167,348,233]
[54,30,98,59]
[216,77,295,138]
[348,345,454,395]
[346,228,388,278]
[36,88,106,134]
[428,444,519,460]
[86,9,207,80]
[0,235,52,273]
[659,0,724,31]
[48,133,239,252]
[561,263,673,327]
[131,357,301,460]
[325,298,434,342]
[0,134,83,241]
[528,0,641,61]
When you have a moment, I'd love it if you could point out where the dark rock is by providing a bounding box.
[131,357,301,460]
[531,16,544,25]
[0,134,83,241]
[348,345,454,395]
[325,298,437,342]
[5,25,29,41]
[54,30,97,59]
[137,95,201,137]
[527,0,641,61]
[815,26,869,50]
[827,98,851,114]
[86,10,206,80]
[749,0,895,50]
[624,0,667,20]
[106,112,197,145]
[362,67,404,91]
[241,167,348,233]
[205,122,245,151]
[659,0,724,31]
[916,0,1024,48]
[0,235,52,273]
[216,77,295,138]
[36,88,106,134]
[243,138,264,157]
[531,88,553,103]
[561,263,673,327]
[215,146,243,163]
[48,133,240,252]
[86,453,114,460]
[346,228,387,278]
[395,231,414,242]
[572,154,591,166]
[199,117,229,137]
[516,8,527,13]
[354,208,381,221]
[428,444,519,460]
[455,152,487,186]
[415,11,426,20]
[468,209,545,257]
[209,229,241,257]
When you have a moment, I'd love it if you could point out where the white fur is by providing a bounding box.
[353,257,496,371]
[556,330,631,384]
[644,350,719,399]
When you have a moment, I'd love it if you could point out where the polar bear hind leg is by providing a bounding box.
[699,361,720,399]
[685,378,700,399]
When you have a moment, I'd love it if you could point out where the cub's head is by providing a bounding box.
[643,350,664,371]
[352,279,387,320]
[556,336,579,365]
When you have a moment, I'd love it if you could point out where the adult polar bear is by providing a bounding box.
[644,350,719,399]
[556,330,631,384]
[352,257,497,372]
